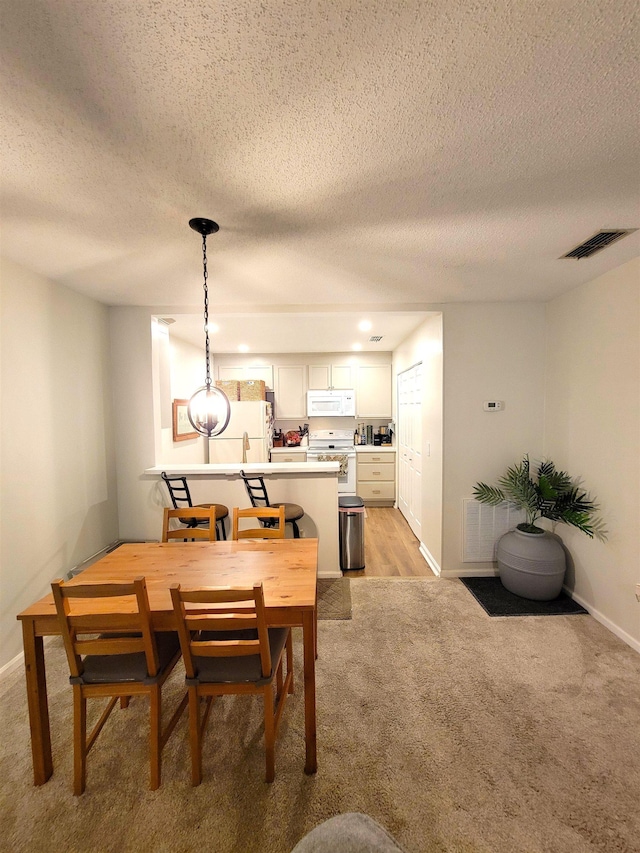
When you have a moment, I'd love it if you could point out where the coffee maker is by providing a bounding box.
[379,423,393,445]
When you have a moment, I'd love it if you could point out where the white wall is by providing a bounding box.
[0,258,118,669]
[393,313,444,569]
[544,258,639,650]
[158,329,207,464]
[441,303,546,576]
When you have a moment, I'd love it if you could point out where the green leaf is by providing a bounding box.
[472,483,506,506]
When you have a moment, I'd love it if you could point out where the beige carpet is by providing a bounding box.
[1,578,639,853]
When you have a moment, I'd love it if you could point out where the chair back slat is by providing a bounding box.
[184,612,258,632]
[170,583,271,679]
[232,506,286,540]
[51,577,160,679]
[162,506,217,542]
[75,636,147,656]
[161,472,195,509]
[239,471,271,508]
[191,639,262,658]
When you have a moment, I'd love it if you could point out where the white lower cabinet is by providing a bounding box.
[270,448,307,463]
[356,450,396,505]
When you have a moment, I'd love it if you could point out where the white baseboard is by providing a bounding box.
[419,543,441,576]
[441,566,498,579]
[567,587,640,655]
[0,651,23,681]
[319,569,344,579]
[0,636,58,690]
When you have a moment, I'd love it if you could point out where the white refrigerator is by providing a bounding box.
[208,401,273,463]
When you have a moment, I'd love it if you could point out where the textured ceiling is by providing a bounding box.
[2,1,639,341]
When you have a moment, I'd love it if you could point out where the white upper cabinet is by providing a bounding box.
[274,365,307,419]
[307,364,355,390]
[217,364,274,389]
[356,364,392,418]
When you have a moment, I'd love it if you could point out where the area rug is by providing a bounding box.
[460,576,588,617]
[317,577,352,620]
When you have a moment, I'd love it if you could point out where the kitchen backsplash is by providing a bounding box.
[275,417,390,435]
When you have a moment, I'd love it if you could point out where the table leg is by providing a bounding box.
[22,621,53,785]
[302,609,317,774]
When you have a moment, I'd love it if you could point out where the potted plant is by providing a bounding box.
[473,456,605,600]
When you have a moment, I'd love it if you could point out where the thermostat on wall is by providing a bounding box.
[483,401,504,411]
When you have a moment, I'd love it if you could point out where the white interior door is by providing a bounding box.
[397,363,422,539]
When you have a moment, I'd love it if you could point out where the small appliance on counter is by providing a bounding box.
[378,424,392,445]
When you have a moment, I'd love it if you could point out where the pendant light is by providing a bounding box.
[186,217,231,437]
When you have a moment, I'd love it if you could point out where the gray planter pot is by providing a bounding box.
[497,527,566,601]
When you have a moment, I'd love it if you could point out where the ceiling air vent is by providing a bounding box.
[369,335,383,342]
[560,229,637,260]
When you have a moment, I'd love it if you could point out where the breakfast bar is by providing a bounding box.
[144,461,342,579]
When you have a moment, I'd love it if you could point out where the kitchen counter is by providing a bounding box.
[355,445,395,453]
[146,461,335,475]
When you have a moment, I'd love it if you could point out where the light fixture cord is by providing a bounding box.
[201,232,211,389]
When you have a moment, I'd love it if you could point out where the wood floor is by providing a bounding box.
[346,506,437,578]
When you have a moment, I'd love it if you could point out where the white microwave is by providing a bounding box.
[307,389,356,418]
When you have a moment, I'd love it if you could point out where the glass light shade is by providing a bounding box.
[187,385,231,437]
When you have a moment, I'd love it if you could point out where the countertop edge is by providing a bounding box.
[145,462,340,476]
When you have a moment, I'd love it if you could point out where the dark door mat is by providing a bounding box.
[460,576,588,617]
[317,578,352,620]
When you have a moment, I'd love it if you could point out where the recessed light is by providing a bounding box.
[352,343,363,351]
[238,344,249,353]
[358,320,372,332]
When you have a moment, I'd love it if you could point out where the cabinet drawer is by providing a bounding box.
[357,451,395,464]
[357,481,395,500]
[357,462,395,481]
[271,452,307,463]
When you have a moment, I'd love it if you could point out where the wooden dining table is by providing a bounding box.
[17,538,319,785]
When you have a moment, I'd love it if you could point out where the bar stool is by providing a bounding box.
[161,472,229,540]
[239,470,304,538]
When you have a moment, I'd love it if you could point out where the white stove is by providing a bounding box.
[307,429,357,494]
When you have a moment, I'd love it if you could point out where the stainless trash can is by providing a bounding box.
[338,496,365,571]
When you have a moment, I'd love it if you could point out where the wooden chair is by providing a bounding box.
[239,470,304,537]
[161,471,229,539]
[51,577,187,795]
[170,582,293,784]
[231,505,286,540]
[162,506,217,542]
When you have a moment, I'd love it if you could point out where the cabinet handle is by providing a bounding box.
[372,471,380,475]
[372,490,381,494]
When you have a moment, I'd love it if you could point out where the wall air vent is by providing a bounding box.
[560,229,637,260]
[369,336,383,342]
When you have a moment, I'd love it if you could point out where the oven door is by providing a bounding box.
[307,450,357,494]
